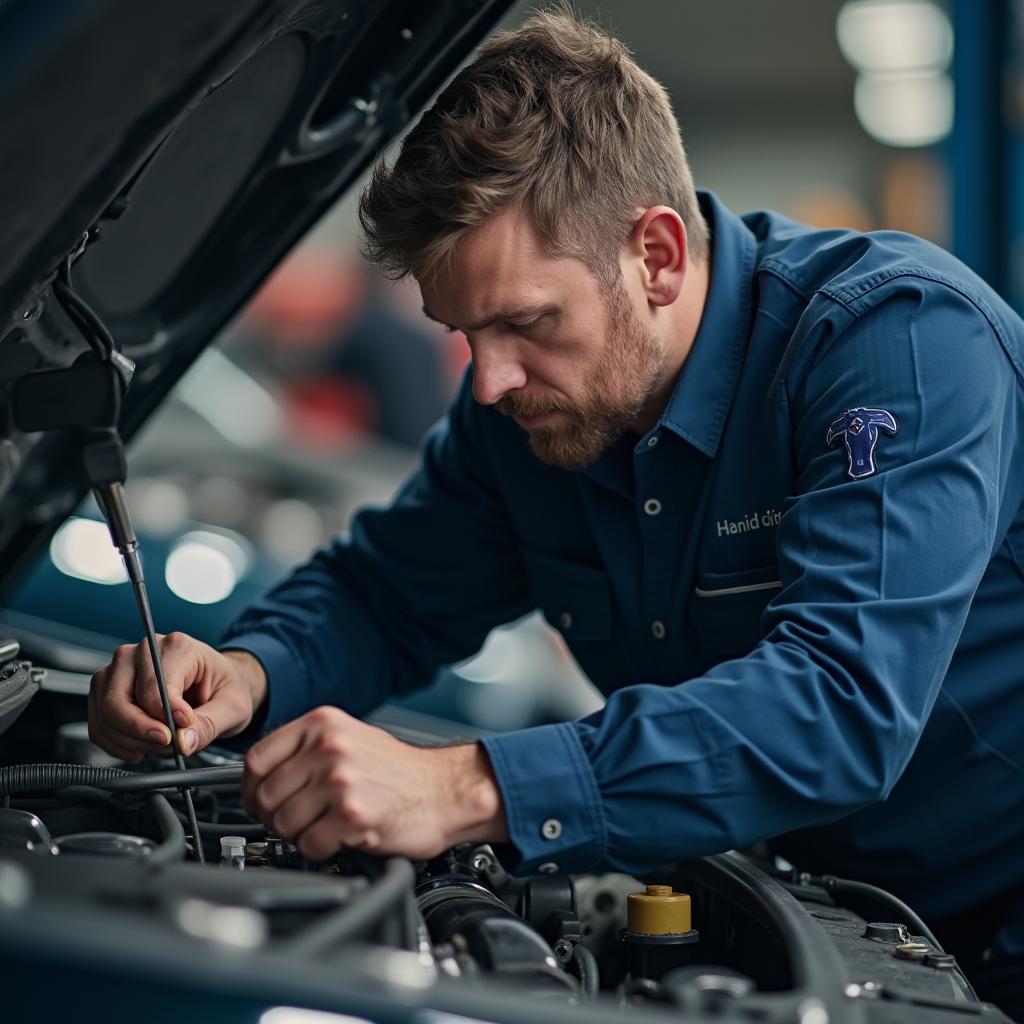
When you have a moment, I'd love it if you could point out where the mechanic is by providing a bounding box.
[88,10,1024,1013]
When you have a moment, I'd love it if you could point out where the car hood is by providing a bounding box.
[0,0,509,597]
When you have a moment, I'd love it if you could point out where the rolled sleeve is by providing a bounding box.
[482,722,607,874]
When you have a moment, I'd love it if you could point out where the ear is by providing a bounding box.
[629,206,687,307]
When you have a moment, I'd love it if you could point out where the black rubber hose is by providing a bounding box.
[189,820,266,839]
[280,857,416,958]
[0,763,131,795]
[817,874,941,948]
[102,766,242,793]
[570,942,600,997]
[146,793,186,867]
[0,763,244,797]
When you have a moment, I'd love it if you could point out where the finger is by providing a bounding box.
[250,757,314,820]
[245,714,316,781]
[87,699,153,764]
[94,730,154,763]
[263,782,332,842]
[88,706,143,763]
[176,689,247,756]
[295,810,377,862]
[131,633,197,729]
[94,651,172,741]
[89,687,171,760]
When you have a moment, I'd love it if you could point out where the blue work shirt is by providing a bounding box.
[222,191,1024,927]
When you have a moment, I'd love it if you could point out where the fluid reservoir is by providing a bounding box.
[621,884,699,981]
[220,835,246,870]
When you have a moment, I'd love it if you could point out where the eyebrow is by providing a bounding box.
[421,304,555,332]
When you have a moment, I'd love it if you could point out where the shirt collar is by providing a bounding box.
[658,190,758,459]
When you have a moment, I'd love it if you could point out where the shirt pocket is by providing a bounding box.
[521,547,612,643]
[689,564,781,659]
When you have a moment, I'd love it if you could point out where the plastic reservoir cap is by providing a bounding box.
[220,836,246,865]
[627,884,692,935]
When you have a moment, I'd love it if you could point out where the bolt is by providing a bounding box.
[471,852,493,873]
[894,942,930,962]
[553,939,573,965]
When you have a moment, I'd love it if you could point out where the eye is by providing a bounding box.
[508,317,541,333]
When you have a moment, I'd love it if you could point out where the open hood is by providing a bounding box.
[0,0,509,597]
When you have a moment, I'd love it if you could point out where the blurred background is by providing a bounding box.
[5,0,1020,737]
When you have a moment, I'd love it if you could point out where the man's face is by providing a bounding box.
[420,207,669,470]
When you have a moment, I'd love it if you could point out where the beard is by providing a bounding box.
[496,275,668,471]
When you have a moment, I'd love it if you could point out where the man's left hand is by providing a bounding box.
[241,705,507,861]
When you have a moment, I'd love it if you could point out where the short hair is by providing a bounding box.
[359,6,708,285]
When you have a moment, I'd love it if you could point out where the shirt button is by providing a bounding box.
[559,612,573,630]
[541,818,562,840]
[538,862,559,874]
[643,498,662,516]
[647,435,659,447]
[651,620,666,640]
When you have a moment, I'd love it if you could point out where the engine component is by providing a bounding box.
[621,884,700,982]
[0,809,58,855]
[0,762,242,796]
[416,874,573,993]
[0,640,42,739]
[518,875,582,947]
[54,832,156,858]
[662,964,755,1014]
[220,836,246,870]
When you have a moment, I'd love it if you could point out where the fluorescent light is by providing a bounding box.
[837,1,953,74]
[165,529,249,605]
[50,517,127,585]
[854,70,953,147]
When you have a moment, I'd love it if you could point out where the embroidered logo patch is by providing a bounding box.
[826,407,899,480]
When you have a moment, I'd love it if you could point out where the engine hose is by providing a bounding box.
[571,942,600,997]
[102,766,242,793]
[146,793,187,867]
[817,874,941,948]
[0,763,130,795]
[0,763,243,796]
[281,857,417,958]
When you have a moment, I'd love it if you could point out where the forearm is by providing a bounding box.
[220,649,268,712]
[435,742,508,847]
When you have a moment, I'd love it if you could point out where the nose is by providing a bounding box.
[470,341,528,406]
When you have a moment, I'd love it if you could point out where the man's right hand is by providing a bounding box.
[88,633,267,762]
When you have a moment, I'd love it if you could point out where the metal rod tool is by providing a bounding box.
[95,482,205,863]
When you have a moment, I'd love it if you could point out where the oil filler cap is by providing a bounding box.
[627,884,693,935]
[864,922,910,943]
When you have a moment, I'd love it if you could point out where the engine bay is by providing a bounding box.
[0,643,1006,1024]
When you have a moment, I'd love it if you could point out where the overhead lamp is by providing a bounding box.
[837,0,953,74]
[165,529,250,605]
[854,70,954,148]
[837,0,954,148]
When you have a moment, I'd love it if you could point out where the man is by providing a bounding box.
[89,10,1024,1011]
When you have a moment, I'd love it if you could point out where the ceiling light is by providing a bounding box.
[854,70,954,147]
[165,529,249,605]
[837,1,953,74]
[50,517,127,585]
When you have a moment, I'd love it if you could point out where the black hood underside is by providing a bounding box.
[0,0,510,595]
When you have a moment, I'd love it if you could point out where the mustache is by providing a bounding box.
[495,392,575,419]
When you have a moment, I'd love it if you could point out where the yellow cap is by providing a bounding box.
[626,885,692,935]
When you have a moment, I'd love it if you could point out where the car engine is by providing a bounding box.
[0,641,1009,1024]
